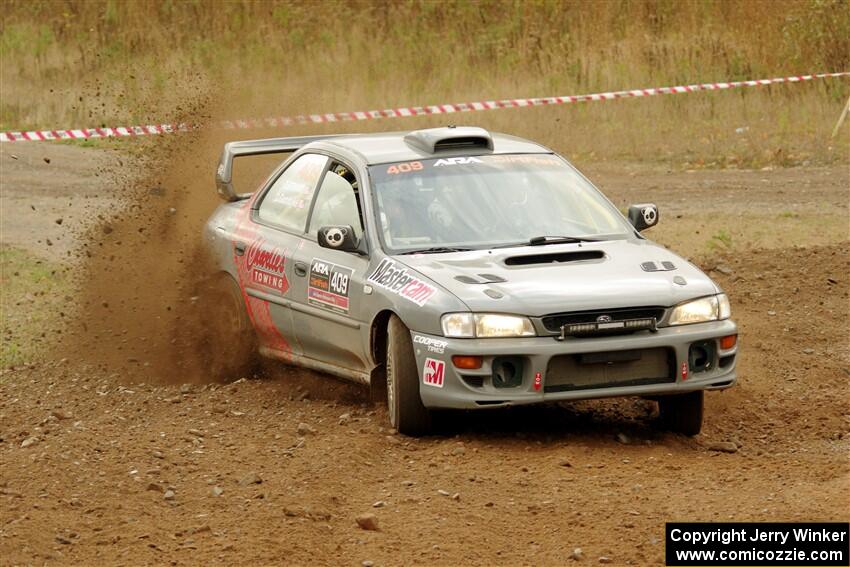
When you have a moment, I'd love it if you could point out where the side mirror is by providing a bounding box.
[317,225,361,253]
[627,203,659,232]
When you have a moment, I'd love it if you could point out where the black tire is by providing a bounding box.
[199,275,256,381]
[386,314,432,436]
[658,390,704,436]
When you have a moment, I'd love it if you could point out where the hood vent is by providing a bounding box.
[433,137,490,151]
[505,250,604,267]
[455,273,508,284]
[641,260,676,272]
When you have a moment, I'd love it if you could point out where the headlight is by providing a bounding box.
[669,294,731,326]
[441,313,535,338]
[475,314,535,337]
[717,293,731,319]
[440,313,474,338]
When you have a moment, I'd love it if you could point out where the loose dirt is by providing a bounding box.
[0,140,848,566]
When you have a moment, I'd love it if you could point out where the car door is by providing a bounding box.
[234,152,328,359]
[288,159,371,373]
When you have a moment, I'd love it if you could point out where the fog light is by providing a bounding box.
[492,356,524,389]
[719,334,737,350]
[688,340,716,373]
[452,355,483,370]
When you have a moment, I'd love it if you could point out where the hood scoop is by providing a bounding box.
[505,250,604,267]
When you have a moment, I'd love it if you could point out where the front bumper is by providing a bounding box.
[411,320,738,410]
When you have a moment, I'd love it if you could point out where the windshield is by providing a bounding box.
[368,154,633,254]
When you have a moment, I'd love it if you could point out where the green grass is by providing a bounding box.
[0,246,71,367]
[653,212,847,259]
[707,229,734,252]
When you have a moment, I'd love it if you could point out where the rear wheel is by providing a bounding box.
[386,315,432,436]
[199,275,256,381]
[658,390,704,436]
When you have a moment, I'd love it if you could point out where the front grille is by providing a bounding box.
[560,317,657,338]
[542,306,665,334]
[544,347,674,393]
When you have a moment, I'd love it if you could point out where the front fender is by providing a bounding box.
[364,256,468,336]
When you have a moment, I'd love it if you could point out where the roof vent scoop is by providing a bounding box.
[404,126,494,154]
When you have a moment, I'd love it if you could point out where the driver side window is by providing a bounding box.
[307,161,364,240]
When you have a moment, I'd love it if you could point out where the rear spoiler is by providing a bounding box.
[215,135,343,202]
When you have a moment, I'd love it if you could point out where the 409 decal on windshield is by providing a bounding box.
[386,161,423,175]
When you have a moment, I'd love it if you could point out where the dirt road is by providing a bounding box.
[0,143,119,261]
[1,141,848,566]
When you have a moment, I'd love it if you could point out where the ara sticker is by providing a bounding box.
[308,258,353,314]
[367,259,435,306]
[245,238,289,294]
[433,156,482,167]
[413,335,448,355]
[423,358,445,388]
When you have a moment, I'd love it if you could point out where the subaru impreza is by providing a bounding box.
[202,126,738,436]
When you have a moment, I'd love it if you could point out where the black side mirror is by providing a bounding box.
[317,225,361,253]
[627,203,659,232]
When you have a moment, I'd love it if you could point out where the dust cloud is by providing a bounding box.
[59,88,291,384]
[57,78,470,384]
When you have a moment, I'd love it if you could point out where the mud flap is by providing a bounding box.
[369,364,388,405]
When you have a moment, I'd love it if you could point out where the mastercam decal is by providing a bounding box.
[367,259,436,307]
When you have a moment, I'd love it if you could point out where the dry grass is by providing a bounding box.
[1,0,848,166]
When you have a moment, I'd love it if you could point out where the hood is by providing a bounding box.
[393,239,718,316]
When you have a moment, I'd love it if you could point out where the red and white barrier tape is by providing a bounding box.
[3,71,848,143]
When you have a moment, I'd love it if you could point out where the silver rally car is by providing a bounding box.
[203,126,738,436]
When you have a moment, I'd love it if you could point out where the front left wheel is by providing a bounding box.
[386,314,432,436]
